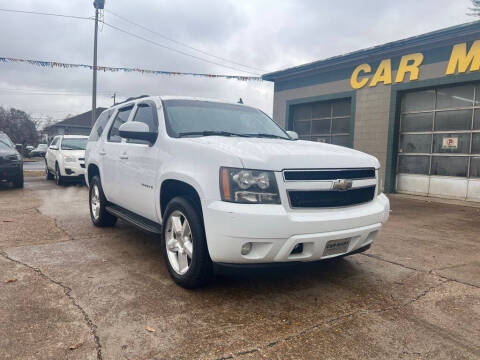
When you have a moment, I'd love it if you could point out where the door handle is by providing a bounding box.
[99,150,106,156]
[119,154,128,160]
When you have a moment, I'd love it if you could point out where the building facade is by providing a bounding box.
[44,107,106,142]
[263,22,480,202]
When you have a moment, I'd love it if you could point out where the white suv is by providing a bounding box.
[46,135,88,185]
[85,96,390,288]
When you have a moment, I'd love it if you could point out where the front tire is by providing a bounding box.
[89,175,117,227]
[46,161,54,180]
[161,196,212,288]
[13,173,24,188]
[54,163,64,186]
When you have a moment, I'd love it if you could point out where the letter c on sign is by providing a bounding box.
[350,63,371,89]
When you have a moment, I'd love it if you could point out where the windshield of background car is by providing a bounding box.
[163,100,289,139]
[0,134,14,149]
[61,138,87,150]
[0,140,13,151]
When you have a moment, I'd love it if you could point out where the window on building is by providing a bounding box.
[291,98,352,147]
[397,83,480,178]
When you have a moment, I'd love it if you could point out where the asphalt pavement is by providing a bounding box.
[0,176,479,360]
[23,158,45,171]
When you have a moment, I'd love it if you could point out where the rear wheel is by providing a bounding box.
[54,163,64,186]
[161,196,212,288]
[89,175,117,227]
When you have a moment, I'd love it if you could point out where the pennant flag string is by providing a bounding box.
[0,56,263,82]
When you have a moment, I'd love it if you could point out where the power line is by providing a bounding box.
[0,91,113,96]
[104,9,265,73]
[101,21,260,75]
[0,8,92,20]
[0,7,262,75]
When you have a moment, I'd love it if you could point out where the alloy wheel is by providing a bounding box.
[90,184,101,220]
[165,210,193,275]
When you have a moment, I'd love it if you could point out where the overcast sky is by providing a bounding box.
[0,0,474,124]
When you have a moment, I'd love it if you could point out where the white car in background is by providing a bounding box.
[45,135,87,185]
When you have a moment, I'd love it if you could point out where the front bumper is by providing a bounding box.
[61,163,85,177]
[203,193,390,264]
[0,164,22,180]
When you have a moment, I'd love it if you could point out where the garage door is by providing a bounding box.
[396,84,480,201]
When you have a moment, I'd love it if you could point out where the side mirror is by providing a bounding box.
[119,122,158,143]
[286,131,299,140]
[15,144,23,152]
[49,145,58,150]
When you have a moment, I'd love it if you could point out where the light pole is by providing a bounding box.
[92,0,105,126]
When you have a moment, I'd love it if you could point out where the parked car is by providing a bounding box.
[85,96,390,288]
[45,135,87,185]
[30,144,48,157]
[0,131,24,188]
[25,145,35,157]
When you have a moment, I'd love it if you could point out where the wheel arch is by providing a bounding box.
[159,178,204,221]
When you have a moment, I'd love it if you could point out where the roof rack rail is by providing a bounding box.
[116,94,150,106]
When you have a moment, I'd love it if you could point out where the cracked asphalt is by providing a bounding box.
[1,176,479,360]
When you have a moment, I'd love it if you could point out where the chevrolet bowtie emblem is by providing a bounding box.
[332,179,353,191]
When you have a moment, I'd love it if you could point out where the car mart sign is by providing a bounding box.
[350,40,480,89]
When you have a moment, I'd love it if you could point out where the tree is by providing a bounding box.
[0,107,38,145]
[468,0,480,16]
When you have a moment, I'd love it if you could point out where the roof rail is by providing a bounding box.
[116,94,150,106]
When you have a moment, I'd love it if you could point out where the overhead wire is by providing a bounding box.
[104,9,265,73]
[0,8,92,20]
[100,21,261,75]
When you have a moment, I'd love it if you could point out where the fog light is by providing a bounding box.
[241,242,252,255]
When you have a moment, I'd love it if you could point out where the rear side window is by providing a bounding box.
[108,106,133,143]
[127,103,158,145]
[89,110,112,142]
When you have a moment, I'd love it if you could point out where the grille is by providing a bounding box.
[284,168,375,181]
[288,186,375,208]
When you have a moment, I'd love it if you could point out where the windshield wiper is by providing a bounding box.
[178,131,249,138]
[244,133,289,139]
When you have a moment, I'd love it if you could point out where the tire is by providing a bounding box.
[45,161,54,180]
[89,175,117,227]
[161,196,212,288]
[54,163,64,186]
[13,173,24,188]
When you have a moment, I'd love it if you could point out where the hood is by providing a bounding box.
[62,150,85,158]
[183,137,379,170]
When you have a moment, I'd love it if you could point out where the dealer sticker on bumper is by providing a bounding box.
[322,238,351,257]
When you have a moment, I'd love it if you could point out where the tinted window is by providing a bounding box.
[89,110,112,142]
[108,107,132,143]
[0,134,14,148]
[127,103,158,145]
[61,138,87,150]
[397,155,430,175]
[164,100,289,139]
[431,156,468,177]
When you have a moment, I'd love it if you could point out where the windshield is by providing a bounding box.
[163,100,290,139]
[0,134,14,149]
[0,140,13,151]
[61,138,87,150]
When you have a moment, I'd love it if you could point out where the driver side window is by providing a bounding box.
[108,106,133,143]
[127,103,158,145]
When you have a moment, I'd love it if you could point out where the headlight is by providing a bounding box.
[64,156,76,163]
[220,167,280,204]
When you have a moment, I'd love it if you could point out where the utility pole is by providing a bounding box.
[111,92,116,105]
[92,0,105,126]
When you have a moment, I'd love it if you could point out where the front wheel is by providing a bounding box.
[54,163,64,186]
[13,173,24,188]
[161,196,212,288]
[89,175,117,227]
[45,161,53,180]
